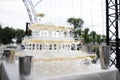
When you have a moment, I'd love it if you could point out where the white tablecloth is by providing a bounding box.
[0,62,120,80]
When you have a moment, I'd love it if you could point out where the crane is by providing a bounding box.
[23,0,42,24]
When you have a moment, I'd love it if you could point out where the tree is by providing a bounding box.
[101,35,106,42]
[0,25,25,44]
[67,17,83,28]
[90,31,97,45]
[67,17,83,40]
[0,25,3,44]
[96,34,102,44]
[15,29,25,43]
[2,27,16,44]
[82,28,91,44]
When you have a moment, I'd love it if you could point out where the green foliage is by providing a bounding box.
[90,31,96,44]
[96,35,102,44]
[82,28,91,44]
[0,25,3,44]
[73,29,81,40]
[67,17,106,44]
[101,35,106,42]
[0,25,25,44]
[2,27,16,44]
[67,17,83,40]
[67,17,83,29]
[15,29,25,43]
[93,46,99,52]
[82,28,106,45]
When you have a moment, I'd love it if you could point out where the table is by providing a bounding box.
[0,61,120,80]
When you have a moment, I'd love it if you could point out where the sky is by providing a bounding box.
[0,0,106,35]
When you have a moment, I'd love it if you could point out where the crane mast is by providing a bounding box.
[23,0,38,24]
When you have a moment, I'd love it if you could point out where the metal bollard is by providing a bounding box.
[5,50,11,62]
[2,49,15,63]
[19,56,26,76]
[19,56,33,79]
[25,56,33,75]
[99,45,110,69]
[9,50,15,63]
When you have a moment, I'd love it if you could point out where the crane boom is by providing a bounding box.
[23,0,37,24]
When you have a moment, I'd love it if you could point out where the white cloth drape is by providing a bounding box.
[0,62,120,80]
